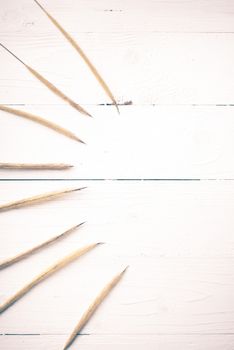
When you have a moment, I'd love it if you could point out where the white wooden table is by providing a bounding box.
[0,1,234,349]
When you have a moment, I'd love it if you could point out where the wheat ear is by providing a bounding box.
[0,222,85,270]
[63,266,128,349]
[0,186,86,212]
[33,0,119,113]
[0,105,85,143]
[0,43,91,117]
[0,243,102,314]
[0,163,73,170]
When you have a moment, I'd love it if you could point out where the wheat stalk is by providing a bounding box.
[0,105,85,143]
[0,186,86,212]
[0,163,73,170]
[63,266,128,350]
[33,0,119,114]
[0,43,91,117]
[0,243,102,314]
[0,222,85,270]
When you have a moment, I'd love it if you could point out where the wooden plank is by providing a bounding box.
[0,180,233,258]
[1,0,234,34]
[1,1,234,348]
[1,334,234,350]
[0,106,234,179]
[1,256,234,334]
[0,31,233,105]
[0,180,234,338]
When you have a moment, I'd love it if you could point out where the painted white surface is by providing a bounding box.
[0,105,234,179]
[0,0,234,349]
[0,31,234,106]
[0,0,234,107]
[0,181,234,349]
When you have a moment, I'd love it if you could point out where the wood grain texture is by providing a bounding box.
[0,31,233,105]
[1,0,234,34]
[1,334,234,350]
[0,0,234,106]
[0,0,234,349]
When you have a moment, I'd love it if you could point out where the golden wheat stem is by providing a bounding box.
[63,266,128,350]
[0,222,85,270]
[0,105,85,143]
[0,243,102,314]
[33,0,119,114]
[0,43,91,117]
[0,162,73,170]
[0,186,86,212]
